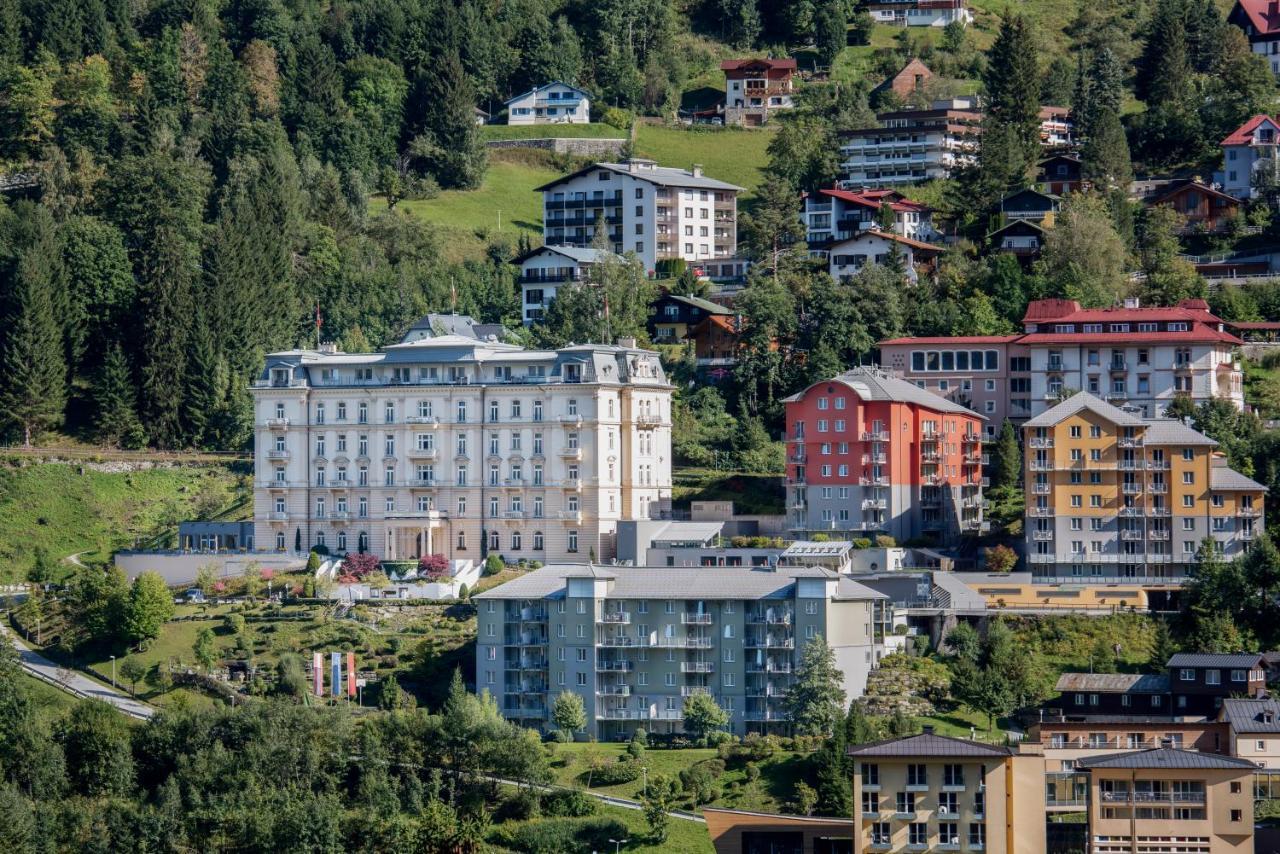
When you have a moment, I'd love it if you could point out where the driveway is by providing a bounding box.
[2,624,154,719]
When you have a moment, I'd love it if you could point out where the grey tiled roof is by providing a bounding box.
[1210,461,1268,492]
[473,563,887,601]
[1221,698,1280,733]
[1023,393,1146,428]
[846,732,1012,758]
[1166,653,1263,669]
[783,367,982,417]
[1141,420,1218,446]
[1076,748,1258,770]
[535,161,743,192]
[1055,672,1170,693]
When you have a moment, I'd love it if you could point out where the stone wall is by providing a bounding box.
[485,137,627,156]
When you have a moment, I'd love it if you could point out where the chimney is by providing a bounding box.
[692,164,704,178]
[1123,297,1140,310]
[318,341,340,354]
[616,336,637,349]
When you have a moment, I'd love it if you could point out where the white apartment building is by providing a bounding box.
[1216,114,1280,199]
[536,158,741,274]
[801,188,935,252]
[839,99,981,188]
[505,81,591,125]
[251,326,673,565]
[513,245,615,326]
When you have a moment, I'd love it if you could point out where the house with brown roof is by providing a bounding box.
[721,58,796,126]
[1039,154,1085,195]
[1143,179,1242,234]
[871,57,935,103]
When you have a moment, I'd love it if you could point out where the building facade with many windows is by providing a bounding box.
[474,563,888,738]
[1022,393,1265,585]
[251,329,673,565]
[783,367,987,543]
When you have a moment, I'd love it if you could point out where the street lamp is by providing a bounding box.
[608,839,629,854]
[110,655,116,689]
[642,765,648,797]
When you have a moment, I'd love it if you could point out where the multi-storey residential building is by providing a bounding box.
[473,563,888,737]
[802,187,935,252]
[783,367,987,543]
[1228,1,1280,74]
[514,245,612,326]
[1077,748,1256,854]
[878,298,1247,426]
[1220,698,1280,768]
[1037,106,1074,148]
[1023,393,1265,584]
[839,99,982,188]
[848,730,1045,854]
[536,158,741,274]
[1216,113,1280,199]
[1051,654,1266,720]
[250,327,673,565]
[720,58,796,126]
[877,335,1030,433]
[504,81,591,124]
[864,0,973,27]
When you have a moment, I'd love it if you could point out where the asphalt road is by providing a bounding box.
[2,624,154,719]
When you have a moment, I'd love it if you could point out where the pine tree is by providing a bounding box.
[1082,107,1132,191]
[982,13,1041,161]
[182,306,220,448]
[93,344,146,448]
[991,420,1021,492]
[0,216,66,447]
[412,51,487,190]
[785,635,847,737]
[813,0,846,67]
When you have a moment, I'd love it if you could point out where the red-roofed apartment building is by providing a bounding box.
[782,367,986,541]
[1215,113,1280,199]
[1229,0,1280,73]
[801,187,936,250]
[878,298,1245,433]
[720,59,796,126]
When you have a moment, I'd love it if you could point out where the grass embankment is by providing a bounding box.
[673,468,786,516]
[0,461,248,584]
[479,123,627,141]
[550,741,807,815]
[491,801,714,854]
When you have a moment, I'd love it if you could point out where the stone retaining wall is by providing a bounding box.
[485,137,627,156]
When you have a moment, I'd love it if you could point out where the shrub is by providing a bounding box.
[499,788,541,821]
[985,544,1018,573]
[592,759,641,785]
[341,552,380,579]
[311,544,330,556]
[705,730,733,747]
[418,553,449,580]
[744,762,761,782]
[893,624,910,636]
[601,106,632,130]
[484,554,504,576]
[457,583,469,600]
[852,538,873,549]
[875,535,896,548]
[542,789,598,817]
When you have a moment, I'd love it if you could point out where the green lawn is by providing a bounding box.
[18,672,80,720]
[548,742,808,814]
[480,123,626,141]
[633,124,773,195]
[491,801,714,854]
[0,461,248,583]
[673,467,787,516]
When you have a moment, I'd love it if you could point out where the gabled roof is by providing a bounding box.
[658,293,733,315]
[1022,392,1147,429]
[720,58,797,72]
[847,732,1012,758]
[1167,653,1264,669]
[815,187,930,213]
[987,219,1046,239]
[1055,672,1170,693]
[512,245,615,265]
[1233,0,1280,36]
[781,366,984,418]
[505,80,591,106]
[1140,420,1218,447]
[1077,747,1258,771]
[1221,114,1280,146]
[1147,179,1242,207]
[828,229,945,256]
[1038,154,1081,167]
[1210,459,1268,491]
[871,57,934,95]
[999,187,1060,207]
[686,313,743,338]
[535,160,743,193]
[1221,698,1280,733]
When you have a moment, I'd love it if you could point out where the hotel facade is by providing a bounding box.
[250,328,673,565]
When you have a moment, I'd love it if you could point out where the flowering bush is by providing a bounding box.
[418,553,450,580]
[342,552,381,579]
[260,568,274,581]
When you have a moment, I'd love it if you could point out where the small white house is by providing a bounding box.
[866,0,972,27]
[513,245,615,325]
[827,230,944,283]
[505,82,591,125]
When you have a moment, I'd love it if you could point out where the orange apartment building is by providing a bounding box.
[1023,392,1265,587]
[783,367,987,543]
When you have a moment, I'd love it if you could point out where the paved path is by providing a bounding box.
[2,624,154,719]
[488,776,705,823]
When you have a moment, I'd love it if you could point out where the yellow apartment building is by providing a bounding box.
[1023,393,1264,589]
[1077,747,1256,854]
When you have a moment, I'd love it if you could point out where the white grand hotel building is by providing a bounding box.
[251,326,673,564]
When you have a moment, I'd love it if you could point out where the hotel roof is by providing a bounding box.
[847,732,1012,758]
[1077,747,1258,771]
[782,366,983,417]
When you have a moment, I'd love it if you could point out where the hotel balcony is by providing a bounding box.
[682,613,713,625]
[861,431,890,442]
[597,685,632,696]
[597,612,631,624]
[1028,437,1053,449]
[265,418,290,429]
[681,685,711,697]
[680,661,715,673]
[266,449,291,459]
[1032,530,1053,541]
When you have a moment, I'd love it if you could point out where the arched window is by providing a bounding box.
[337,531,347,551]
[533,531,544,550]
[489,530,500,550]
[358,531,368,552]
[512,531,522,550]
[275,532,285,550]
[457,531,466,550]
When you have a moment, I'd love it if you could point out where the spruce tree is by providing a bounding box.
[0,223,66,447]
[813,0,846,67]
[93,344,146,448]
[982,13,1041,161]
[414,51,487,190]
[1081,107,1133,191]
[991,420,1021,492]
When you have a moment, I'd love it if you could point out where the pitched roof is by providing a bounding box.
[1221,698,1280,733]
[1210,460,1268,491]
[871,58,934,94]
[535,160,743,193]
[1167,653,1264,669]
[878,334,1023,346]
[846,732,1012,758]
[504,80,591,106]
[720,58,797,72]
[815,188,930,213]
[1055,672,1170,693]
[828,229,945,256]
[661,293,733,315]
[1234,0,1280,36]
[782,366,984,418]
[1076,747,1258,771]
[1141,420,1218,447]
[987,219,1046,239]
[512,245,615,265]
[1022,392,1147,429]
[1221,113,1280,146]
[1147,180,1242,206]
[1021,298,1225,325]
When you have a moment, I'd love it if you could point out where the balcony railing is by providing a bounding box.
[597,612,631,624]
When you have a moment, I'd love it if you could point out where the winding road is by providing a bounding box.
[1,623,154,719]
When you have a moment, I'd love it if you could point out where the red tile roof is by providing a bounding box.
[816,188,930,213]
[1235,0,1280,35]
[1020,298,1223,325]
[1221,114,1280,146]
[1018,330,1242,345]
[879,335,1022,346]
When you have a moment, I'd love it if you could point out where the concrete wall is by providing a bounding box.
[485,137,628,156]
[114,551,306,585]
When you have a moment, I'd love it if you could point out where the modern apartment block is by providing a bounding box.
[250,325,673,565]
[473,563,889,738]
[782,367,987,543]
[839,99,982,188]
[802,188,935,251]
[1077,748,1256,854]
[1023,393,1265,584]
[535,158,741,274]
[849,730,1045,854]
[878,298,1247,428]
[513,245,612,326]
[720,58,796,126]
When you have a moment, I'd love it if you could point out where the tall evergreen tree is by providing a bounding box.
[982,13,1041,161]
[1081,107,1132,191]
[410,51,487,190]
[784,635,847,737]
[92,344,146,448]
[991,420,1021,492]
[813,0,846,67]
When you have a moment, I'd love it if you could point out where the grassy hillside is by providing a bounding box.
[634,124,773,193]
[479,123,626,141]
[0,461,249,583]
